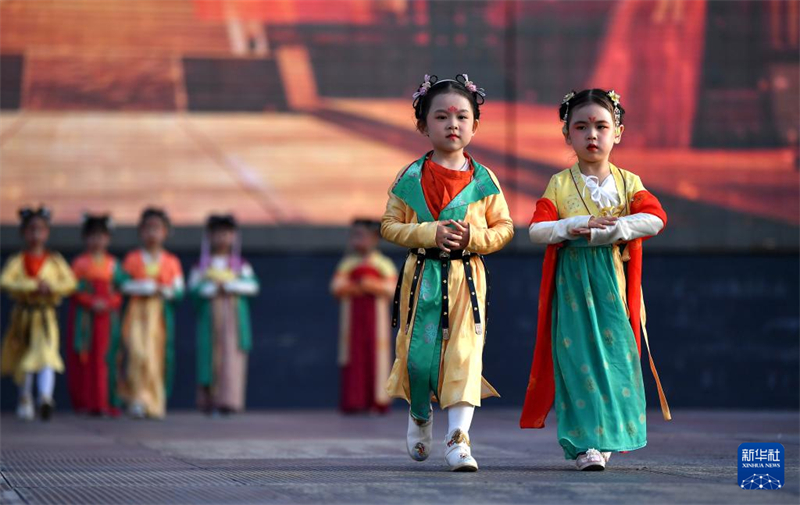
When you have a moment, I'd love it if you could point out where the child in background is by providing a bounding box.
[381,74,514,471]
[330,219,397,414]
[1,207,76,420]
[67,214,124,417]
[520,89,671,471]
[189,214,259,415]
[118,208,184,419]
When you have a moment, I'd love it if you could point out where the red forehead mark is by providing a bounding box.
[588,116,597,123]
[447,106,459,113]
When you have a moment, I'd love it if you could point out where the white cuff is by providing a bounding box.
[199,282,217,298]
[529,215,591,244]
[589,213,664,245]
[223,279,259,296]
[122,279,157,296]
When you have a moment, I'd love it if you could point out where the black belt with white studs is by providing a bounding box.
[391,248,490,341]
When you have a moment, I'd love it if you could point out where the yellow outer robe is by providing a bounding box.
[1,252,77,384]
[381,163,514,409]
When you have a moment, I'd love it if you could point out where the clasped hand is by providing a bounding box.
[435,219,470,253]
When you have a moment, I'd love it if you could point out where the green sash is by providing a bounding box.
[392,152,499,421]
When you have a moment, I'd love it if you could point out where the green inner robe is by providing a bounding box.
[392,153,500,422]
[552,239,647,460]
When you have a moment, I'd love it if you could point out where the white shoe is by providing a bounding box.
[602,451,612,463]
[129,402,146,419]
[406,410,433,461]
[17,396,34,421]
[444,429,478,472]
[576,448,606,471]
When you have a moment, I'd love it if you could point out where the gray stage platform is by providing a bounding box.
[1,409,798,504]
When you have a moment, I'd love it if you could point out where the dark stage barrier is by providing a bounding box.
[1,248,797,412]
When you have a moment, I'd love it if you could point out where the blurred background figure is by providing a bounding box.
[330,219,397,414]
[66,214,123,418]
[0,207,76,421]
[117,208,184,420]
[190,214,260,416]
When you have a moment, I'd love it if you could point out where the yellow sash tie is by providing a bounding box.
[613,245,672,421]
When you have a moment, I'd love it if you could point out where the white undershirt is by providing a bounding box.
[529,172,664,245]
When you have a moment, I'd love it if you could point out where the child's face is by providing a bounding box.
[22,217,49,250]
[139,216,168,249]
[564,103,624,162]
[422,93,479,153]
[209,228,236,253]
[85,231,110,254]
[350,225,378,255]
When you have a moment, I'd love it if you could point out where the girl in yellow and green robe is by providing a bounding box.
[381,74,514,471]
[1,207,76,421]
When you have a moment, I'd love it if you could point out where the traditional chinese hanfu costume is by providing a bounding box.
[117,249,184,419]
[330,250,397,413]
[66,252,125,415]
[520,163,671,460]
[189,255,259,413]
[1,251,76,397]
[381,152,514,422]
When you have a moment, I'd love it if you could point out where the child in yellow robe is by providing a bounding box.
[1,207,76,420]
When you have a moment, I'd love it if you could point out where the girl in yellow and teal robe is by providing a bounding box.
[382,74,514,471]
[1,207,76,421]
[117,208,184,419]
[190,214,259,415]
[521,89,671,472]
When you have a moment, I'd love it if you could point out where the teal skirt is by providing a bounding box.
[552,239,647,460]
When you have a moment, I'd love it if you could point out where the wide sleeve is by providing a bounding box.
[380,192,438,249]
[105,259,123,310]
[0,255,37,294]
[49,253,77,297]
[70,257,95,308]
[359,255,398,298]
[466,171,514,255]
[188,265,217,299]
[161,256,185,301]
[330,257,358,299]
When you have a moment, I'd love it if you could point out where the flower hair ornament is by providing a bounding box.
[412,74,438,107]
[456,74,486,104]
[18,205,51,224]
[561,91,576,123]
[607,89,622,127]
[412,73,487,107]
[81,212,114,229]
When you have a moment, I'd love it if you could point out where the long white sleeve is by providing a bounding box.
[529,215,591,244]
[121,279,157,296]
[589,213,664,245]
[160,275,185,300]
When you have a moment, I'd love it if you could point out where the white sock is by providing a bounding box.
[447,403,475,434]
[20,373,34,400]
[37,367,55,400]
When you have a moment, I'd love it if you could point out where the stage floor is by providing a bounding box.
[1,409,798,504]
